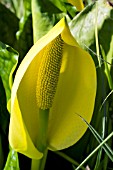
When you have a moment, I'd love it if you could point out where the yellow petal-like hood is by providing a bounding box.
[48,44,96,150]
[67,0,84,11]
[9,17,96,159]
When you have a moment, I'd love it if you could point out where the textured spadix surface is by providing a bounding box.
[36,35,64,109]
[9,18,96,159]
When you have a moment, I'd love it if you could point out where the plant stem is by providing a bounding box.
[31,109,49,170]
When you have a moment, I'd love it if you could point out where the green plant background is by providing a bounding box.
[0,0,113,170]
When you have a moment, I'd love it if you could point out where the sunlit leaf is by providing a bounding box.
[16,0,31,39]
[32,0,65,42]
[0,41,18,112]
[3,147,20,170]
[70,0,113,67]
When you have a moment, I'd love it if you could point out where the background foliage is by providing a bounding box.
[0,0,113,169]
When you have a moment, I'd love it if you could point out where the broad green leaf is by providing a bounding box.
[0,42,19,169]
[0,42,19,170]
[69,1,113,67]
[0,41,18,112]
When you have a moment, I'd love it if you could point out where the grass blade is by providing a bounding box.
[74,132,113,170]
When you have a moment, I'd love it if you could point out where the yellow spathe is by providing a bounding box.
[67,0,84,11]
[9,18,96,159]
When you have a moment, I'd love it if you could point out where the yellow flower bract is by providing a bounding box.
[67,0,84,11]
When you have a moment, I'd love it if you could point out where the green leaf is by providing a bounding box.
[32,0,65,42]
[50,0,77,18]
[3,148,20,170]
[0,41,18,112]
[69,1,113,66]
[15,3,33,61]
[0,41,19,170]
[0,42,19,169]
[0,2,32,62]
[49,0,67,12]
[16,0,31,39]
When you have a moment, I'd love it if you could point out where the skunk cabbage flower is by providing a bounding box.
[9,18,96,159]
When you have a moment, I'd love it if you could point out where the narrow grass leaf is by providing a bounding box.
[74,132,113,170]
[75,113,113,162]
